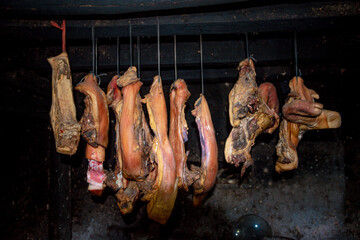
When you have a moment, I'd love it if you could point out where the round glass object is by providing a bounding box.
[231,214,272,240]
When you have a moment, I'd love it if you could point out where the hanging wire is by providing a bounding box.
[174,35,177,80]
[91,25,95,76]
[294,31,299,81]
[137,36,141,78]
[200,34,204,94]
[129,20,133,67]
[116,37,120,75]
[95,38,98,77]
[245,32,250,60]
[157,17,161,76]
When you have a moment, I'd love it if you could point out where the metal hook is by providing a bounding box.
[129,20,133,67]
[200,34,204,94]
[137,36,141,78]
[174,35,177,80]
[157,16,161,77]
[96,73,107,86]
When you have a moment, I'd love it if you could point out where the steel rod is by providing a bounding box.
[91,25,95,76]
[129,20,132,67]
[116,37,120,75]
[294,31,299,80]
[200,34,204,94]
[245,32,250,60]
[95,38,98,77]
[137,36,141,78]
[174,35,177,80]
[157,16,160,77]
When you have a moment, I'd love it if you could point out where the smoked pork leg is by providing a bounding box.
[143,75,178,225]
[275,76,341,173]
[191,95,218,206]
[75,73,109,195]
[48,52,80,155]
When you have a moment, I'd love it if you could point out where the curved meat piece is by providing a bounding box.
[225,60,279,176]
[105,75,126,191]
[258,82,280,134]
[75,73,109,195]
[48,52,81,155]
[75,73,109,148]
[228,58,258,126]
[275,77,341,173]
[169,79,198,190]
[191,95,218,207]
[143,75,178,225]
[117,67,152,180]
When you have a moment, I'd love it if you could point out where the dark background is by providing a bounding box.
[0,1,359,239]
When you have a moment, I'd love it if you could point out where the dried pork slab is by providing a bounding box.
[117,67,152,180]
[225,58,279,176]
[191,95,218,206]
[75,73,109,195]
[143,75,178,225]
[275,76,341,173]
[105,75,126,191]
[169,79,198,190]
[48,52,80,155]
[228,58,258,126]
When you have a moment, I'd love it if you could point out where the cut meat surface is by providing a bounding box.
[75,73,109,195]
[48,52,80,155]
[191,94,218,207]
[276,76,341,173]
[225,58,279,176]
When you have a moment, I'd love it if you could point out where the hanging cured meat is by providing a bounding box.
[117,67,152,180]
[275,76,341,172]
[169,79,217,206]
[48,52,81,155]
[142,75,178,225]
[75,73,109,196]
[169,79,198,190]
[225,58,279,176]
[105,75,127,191]
[191,94,218,206]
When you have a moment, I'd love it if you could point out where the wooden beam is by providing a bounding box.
[0,1,359,39]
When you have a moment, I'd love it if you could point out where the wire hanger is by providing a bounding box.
[116,37,120,75]
[294,31,300,82]
[129,20,133,67]
[157,16,161,77]
[200,34,204,94]
[174,35,177,81]
[137,36,141,78]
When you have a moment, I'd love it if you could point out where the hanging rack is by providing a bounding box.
[137,36,141,78]
[157,17,161,77]
[200,34,204,94]
[174,35,177,81]
[129,20,133,67]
